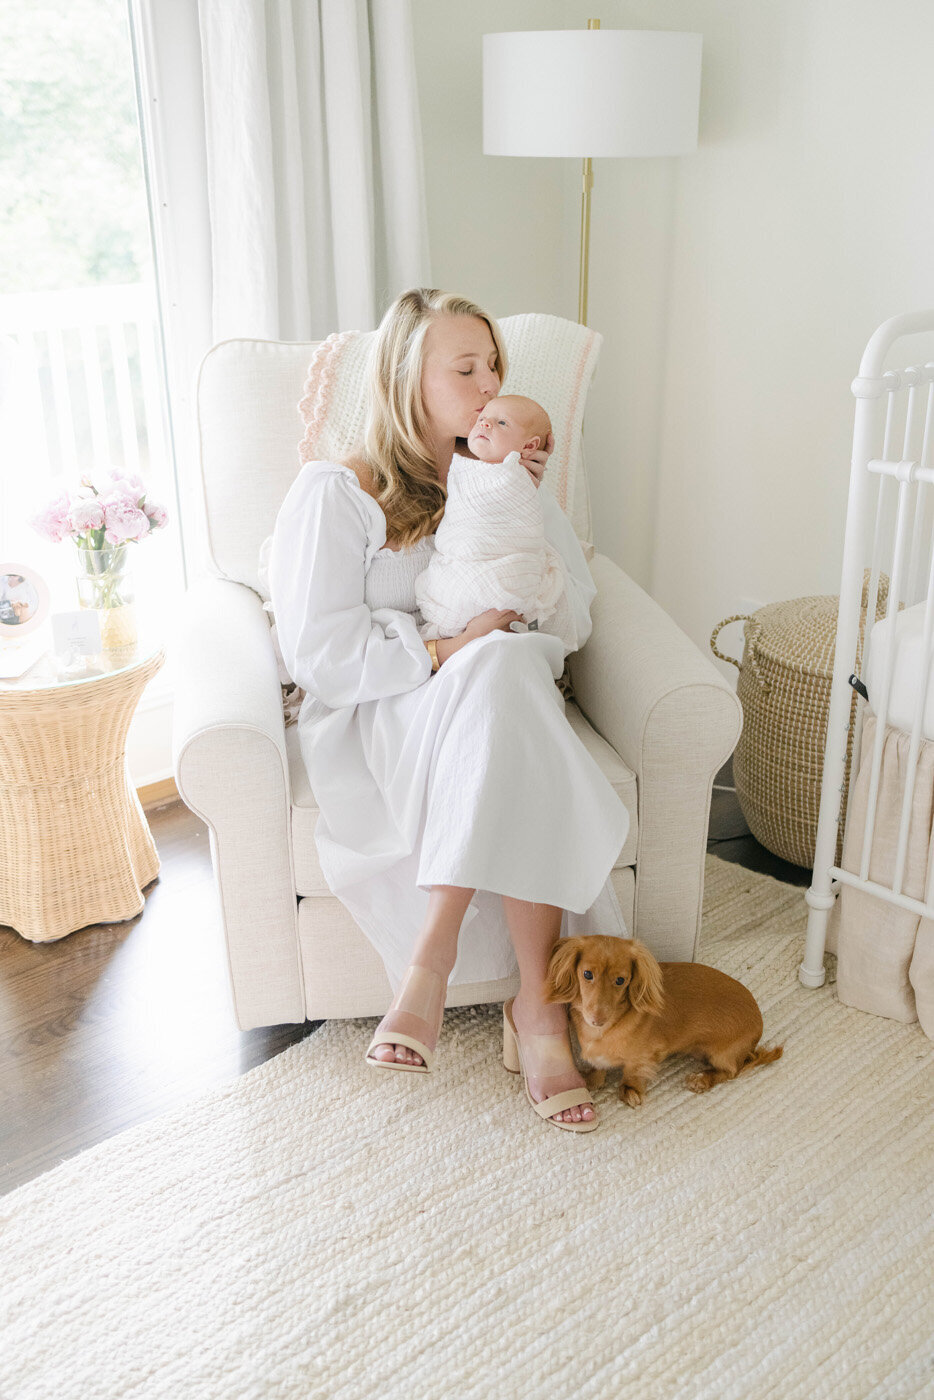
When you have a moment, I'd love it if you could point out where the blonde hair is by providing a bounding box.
[356,288,508,548]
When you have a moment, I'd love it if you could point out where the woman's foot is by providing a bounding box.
[511,991,597,1125]
[369,963,447,1067]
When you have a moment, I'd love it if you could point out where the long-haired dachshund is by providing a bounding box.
[545,935,783,1106]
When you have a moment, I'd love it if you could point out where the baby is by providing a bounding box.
[415,395,569,640]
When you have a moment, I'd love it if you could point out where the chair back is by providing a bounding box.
[196,323,597,592]
[197,339,322,593]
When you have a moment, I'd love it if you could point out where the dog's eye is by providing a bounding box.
[583,970,593,980]
[615,976,628,986]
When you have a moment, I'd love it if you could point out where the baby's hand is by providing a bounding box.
[519,430,554,489]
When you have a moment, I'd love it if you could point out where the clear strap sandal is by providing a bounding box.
[502,996,599,1132]
[365,965,446,1074]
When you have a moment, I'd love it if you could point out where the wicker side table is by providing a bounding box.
[0,646,164,942]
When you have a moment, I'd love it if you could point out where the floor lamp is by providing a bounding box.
[483,23,702,326]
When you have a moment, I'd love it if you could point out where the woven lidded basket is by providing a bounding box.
[710,572,888,869]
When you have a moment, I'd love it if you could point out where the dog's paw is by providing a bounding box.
[619,1084,644,1108]
[685,1072,712,1094]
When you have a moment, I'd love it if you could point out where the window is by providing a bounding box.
[0,0,186,656]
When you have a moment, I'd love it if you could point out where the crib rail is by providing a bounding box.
[801,311,934,987]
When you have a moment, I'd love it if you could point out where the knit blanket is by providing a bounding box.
[414,453,568,639]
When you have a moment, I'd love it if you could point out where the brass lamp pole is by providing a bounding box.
[578,18,599,327]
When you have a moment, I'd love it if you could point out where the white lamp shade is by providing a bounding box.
[483,29,702,158]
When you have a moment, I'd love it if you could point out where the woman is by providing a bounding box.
[269,288,630,1132]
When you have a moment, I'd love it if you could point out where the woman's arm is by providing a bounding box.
[269,466,432,708]
[433,608,523,665]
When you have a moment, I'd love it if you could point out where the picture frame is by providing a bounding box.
[0,562,50,638]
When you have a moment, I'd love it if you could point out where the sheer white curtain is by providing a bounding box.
[198,0,431,339]
[131,0,432,576]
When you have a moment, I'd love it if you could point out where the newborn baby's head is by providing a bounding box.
[467,395,552,464]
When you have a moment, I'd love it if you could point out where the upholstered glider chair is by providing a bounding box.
[173,321,742,1031]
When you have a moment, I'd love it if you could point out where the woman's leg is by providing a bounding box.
[503,896,595,1125]
[370,884,474,1066]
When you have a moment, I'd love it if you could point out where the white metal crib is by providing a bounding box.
[801,310,934,988]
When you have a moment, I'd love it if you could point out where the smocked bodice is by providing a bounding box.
[364,534,436,616]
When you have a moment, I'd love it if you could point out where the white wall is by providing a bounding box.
[651,0,934,672]
[410,0,683,590]
[411,0,934,677]
[411,0,572,321]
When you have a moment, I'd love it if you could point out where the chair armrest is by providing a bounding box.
[570,553,742,780]
[570,554,743,959]
[172,577,303,1029]
[171,577,287,767]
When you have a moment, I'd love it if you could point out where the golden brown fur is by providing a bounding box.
[545,935,783,1106]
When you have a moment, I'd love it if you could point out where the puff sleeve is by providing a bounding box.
[268,464,432,708]
[537,490,597,656]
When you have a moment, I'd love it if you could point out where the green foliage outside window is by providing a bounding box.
[0,0,150,294]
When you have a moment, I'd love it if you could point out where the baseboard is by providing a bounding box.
[138,776,179,810]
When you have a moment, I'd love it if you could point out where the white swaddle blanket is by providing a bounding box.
[415,452,570,640]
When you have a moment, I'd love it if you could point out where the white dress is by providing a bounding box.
[268,460,630,994]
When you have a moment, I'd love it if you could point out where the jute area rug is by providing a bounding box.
[1,855,932,1400]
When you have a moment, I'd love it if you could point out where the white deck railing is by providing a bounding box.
[0,281,186,665]
[0,282,171,484]
[0,283,186,786]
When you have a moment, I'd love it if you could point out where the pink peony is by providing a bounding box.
[30,474,168,548]
[143,499,168,530]
[106,469,147,502]
[68,497,105,534]
[30,490,73,543]
[101,492,151,544]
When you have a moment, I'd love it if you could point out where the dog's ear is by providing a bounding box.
[629,941,665,1016]
[544,938,581,1003]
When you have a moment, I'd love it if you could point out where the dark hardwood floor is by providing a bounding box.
[0,760,809,1196]
[708,760,811,890]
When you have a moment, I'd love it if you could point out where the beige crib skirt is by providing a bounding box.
[827,714,934,1039]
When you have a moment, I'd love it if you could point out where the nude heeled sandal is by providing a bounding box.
[502,996,599,1133]
[365,965,446,1074]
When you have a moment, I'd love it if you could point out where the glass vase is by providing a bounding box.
[75,544,137,665]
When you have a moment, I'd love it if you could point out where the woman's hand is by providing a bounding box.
[519,430,554,489]
[463,608,524,640]
[434,609,527,666]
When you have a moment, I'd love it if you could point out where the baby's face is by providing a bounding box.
[467,397,542,462]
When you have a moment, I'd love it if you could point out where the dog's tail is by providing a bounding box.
[739,1043,784,1075]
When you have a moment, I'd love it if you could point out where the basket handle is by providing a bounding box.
[710,615,750,670]
[709,614,770,691]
